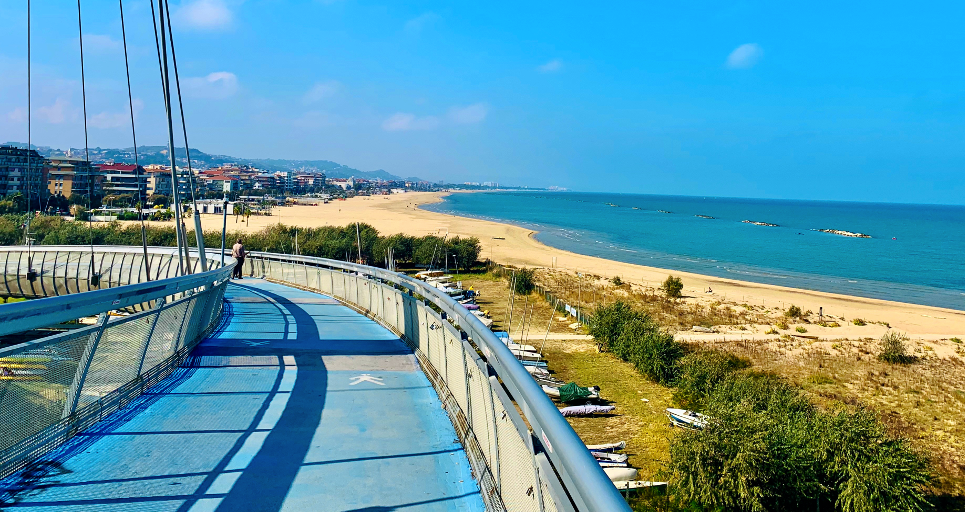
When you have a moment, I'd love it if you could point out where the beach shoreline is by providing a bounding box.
[125,190,965,339]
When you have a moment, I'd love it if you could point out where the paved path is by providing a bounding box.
[1,279,484,511]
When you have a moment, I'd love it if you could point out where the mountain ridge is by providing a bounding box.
[2,142,422,182]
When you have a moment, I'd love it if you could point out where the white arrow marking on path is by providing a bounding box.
[349,374,385,386]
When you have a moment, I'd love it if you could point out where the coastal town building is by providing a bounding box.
[45,156,102,197]
[0,146,47,205]
[99,163,148,198]
[145,169,173,196]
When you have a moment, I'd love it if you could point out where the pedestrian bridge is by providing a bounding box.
[0,246,628,511]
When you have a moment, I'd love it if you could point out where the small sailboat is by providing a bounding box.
[665,408,709,430]
[586,441,626,452]
[592,451,628,463]
[604,467,639,482]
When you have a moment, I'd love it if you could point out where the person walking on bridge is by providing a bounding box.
[231,238,247,279]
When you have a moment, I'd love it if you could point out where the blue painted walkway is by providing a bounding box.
[0,280,484,511]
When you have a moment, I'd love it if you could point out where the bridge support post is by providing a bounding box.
[62,311,109,419]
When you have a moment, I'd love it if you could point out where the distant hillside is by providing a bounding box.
[2,142,419,182]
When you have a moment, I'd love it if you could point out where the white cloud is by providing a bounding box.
[89,99,143,129]
[83,34,121,53]
[725,43,763,69]
[183,71,239,99]
[37,98,74,124]
[381,113,440,131]
[537,59,562,73]
[174,0,233,30]
[448,103,488,124]
[303,80,340,104]
[7,108,26,123]
[404,12,440,33]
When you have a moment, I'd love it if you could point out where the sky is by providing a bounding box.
[1,1,964,204]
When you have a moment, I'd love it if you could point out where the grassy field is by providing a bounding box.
[457,268,965,507]
[454,272,677,508]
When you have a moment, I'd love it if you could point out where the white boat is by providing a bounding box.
[604,467,639,482]
[666,408,709,430]
[612,481,668,491]
[597,460,629,468]
[592,451,628,463]
[512,349,543,361]
[586,441,626,452]
[525,366,551,379]
[472,311,494,328]
[415,270,447,280]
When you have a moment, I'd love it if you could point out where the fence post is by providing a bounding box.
[487,373,502,496]
[62,312,109,419]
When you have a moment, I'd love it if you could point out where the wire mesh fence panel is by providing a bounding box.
[0,329,96,452]
[174,297,200,351]
[466,352,498,485]
[537,463,559,512]
[318,269,333,295]
[306,266,319,291]
[140,301,188,374]
[492,392,542,512]
[333,272,346,301]
[444,327,469,416]
[76,314,152,410]
[358,281,370,314]
[426,312,446,382]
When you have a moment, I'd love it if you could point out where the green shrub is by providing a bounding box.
[669,369,933,512]
[611,275,623,286]
[511,268,535,295]
[951,337,962,344]
[853,318,866,326]
[588,301,640,352]
[673,351,750,410]
[879,331,914,364]
[615,317,683,385]
[662,275,683,299]
[777,319,789,330]
[765,327,779,335]
[785,305,803,318]
[796,326,807,333]
[590,301,683,385]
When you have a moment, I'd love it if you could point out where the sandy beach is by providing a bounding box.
[135,191,965,341]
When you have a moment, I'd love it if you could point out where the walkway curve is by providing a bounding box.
[0,279,484,511]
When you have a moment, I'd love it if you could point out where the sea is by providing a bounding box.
[423,191,965,311]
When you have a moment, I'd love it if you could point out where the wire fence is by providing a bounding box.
[0,247,230,479]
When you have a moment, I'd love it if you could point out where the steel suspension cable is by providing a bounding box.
[150,0,186,275]
[26,0,32,268]
[119,0,151,281]
[77,0,98,284]
[162,0,208,272]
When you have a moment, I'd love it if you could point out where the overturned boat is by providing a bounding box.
[666,408,709,430]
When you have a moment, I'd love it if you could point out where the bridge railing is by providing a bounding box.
[0,246,232,478]
[245,253,630,512]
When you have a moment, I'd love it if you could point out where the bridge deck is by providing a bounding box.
[1,279,484,511]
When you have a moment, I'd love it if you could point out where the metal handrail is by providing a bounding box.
[246,252,631,512]
[0,246,232,338]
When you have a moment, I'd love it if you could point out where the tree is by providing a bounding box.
[150,194,170,208]
[662,275,684,299]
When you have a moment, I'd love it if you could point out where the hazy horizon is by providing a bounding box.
[2,2,964,205]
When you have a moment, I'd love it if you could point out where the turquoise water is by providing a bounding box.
[424,192,965,311]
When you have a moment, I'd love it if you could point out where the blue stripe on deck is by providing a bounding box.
[0,279,485,512]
